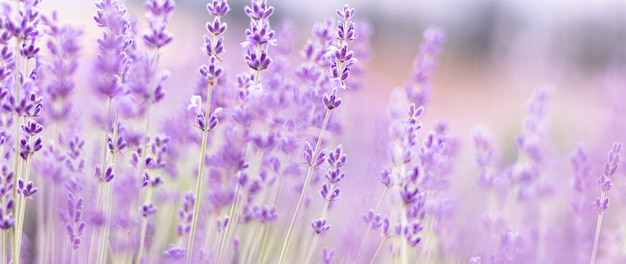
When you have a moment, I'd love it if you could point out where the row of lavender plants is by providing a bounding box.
[0,0,622,263]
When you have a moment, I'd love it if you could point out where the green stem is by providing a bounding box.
[259,222,273,264]
[278,108,332,264]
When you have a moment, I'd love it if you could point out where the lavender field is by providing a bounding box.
[0,0,624,263]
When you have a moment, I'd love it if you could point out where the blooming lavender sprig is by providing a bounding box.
[0,164,15,230]
[93,0,133,98]
[279,6,357,264]
[473,128,497,189]
[590,142,621,264]
[187,1,234,263]
[40,11,82,122]
[90,1,134,263]
[177,191,195,237]
[6,0,42,96]
[512,88,550,200]
[143,0,176,49]
[243,0,275,87]
[135,134,167,262]
[304,144,347,264]
[330,4,357,90]
[64,180,85,251]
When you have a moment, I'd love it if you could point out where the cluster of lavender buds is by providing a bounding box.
[243,0,274,85]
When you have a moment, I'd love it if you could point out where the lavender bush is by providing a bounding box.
[0,0,623,263]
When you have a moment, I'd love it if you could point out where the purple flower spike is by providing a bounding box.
[206,17,227,36]
[21,119,43,135]
[597,175,612,192]
[177,191,195,236]
[336,4,355,21]
[245,46,272,71]
[0,214,15,230]
[163,245,186,260]
[141,202,157,216]
[324,168,345,184]
[18,179,38,198]
[311,218,331,234]
[594,197,610,213]
[400,185,421,205]
[322,247,335,264]
[104,164,115,182]
[320,183,341,201]
[251,204,278,222]
[593,142,622,213]
[380,168,393,187]
[20,38,40,59]
[327,144,347,168]
[244,0,274,20]
[199,57,224,84]
[207,0,230,17]
[323,88,342,110]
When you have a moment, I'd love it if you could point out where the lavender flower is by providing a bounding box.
[592,143,621,213]
[143,0,176,49]
[243,0,275,85]
[404,27,445,106]
[64,184,86,250]
[93,0,133,98]
[177,191,195,236]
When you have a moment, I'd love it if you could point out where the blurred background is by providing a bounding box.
[38,0,626,150]
[38,0,626,201]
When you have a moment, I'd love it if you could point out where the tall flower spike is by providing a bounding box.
[93,0,133,98]
[590,142,622,264]
[143,0,176,49]
[404,27,446,106]
[187,1,229,262]
[243,0,275,78]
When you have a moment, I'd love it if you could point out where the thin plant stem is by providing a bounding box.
[217,182,241,263]
[304,181,335,264]
[590,191,606,264]
[368,236,388,264]
[186,83,214,264]
[278,108,332,264]
[259,222,273,264]
[136,186,153,264]
[201,211,216,257]
[356,186,389,260]
[136,103,153,264]
[70,247,76,264]
[88,96,113,263]
[1,231,5,263]
[97,99,120,264]
[13,124,34,264]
